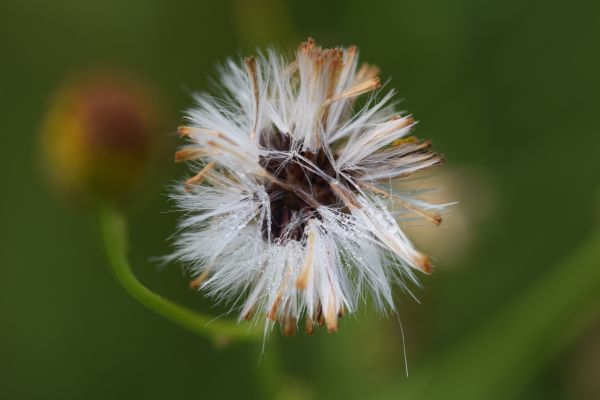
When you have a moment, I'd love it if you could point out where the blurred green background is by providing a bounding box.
[1,0,599,399]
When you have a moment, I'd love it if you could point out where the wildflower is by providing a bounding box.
[170,39,446,335]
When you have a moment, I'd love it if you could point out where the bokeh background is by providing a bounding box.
[1,0,599,399]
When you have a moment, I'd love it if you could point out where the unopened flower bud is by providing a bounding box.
[41,70,161,204]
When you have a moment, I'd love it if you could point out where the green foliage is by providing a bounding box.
[1,0,599,399]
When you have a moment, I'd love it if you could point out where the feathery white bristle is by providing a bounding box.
[169,39,447,336]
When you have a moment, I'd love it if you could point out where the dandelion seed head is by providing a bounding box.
[169,39,447,335]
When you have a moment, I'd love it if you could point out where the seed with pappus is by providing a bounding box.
[169,39,447,336]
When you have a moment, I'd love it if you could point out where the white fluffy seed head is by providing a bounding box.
[169,38,447,336]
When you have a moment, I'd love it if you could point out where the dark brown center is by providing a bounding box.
[259,127,339,242]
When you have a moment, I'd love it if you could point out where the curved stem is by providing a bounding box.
[98,203,261,343]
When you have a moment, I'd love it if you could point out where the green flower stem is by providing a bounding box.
[383,231,600,399]
[98,203,261,343]
[256,337,284,398]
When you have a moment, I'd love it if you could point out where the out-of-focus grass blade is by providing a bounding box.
[381,231,600,400]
